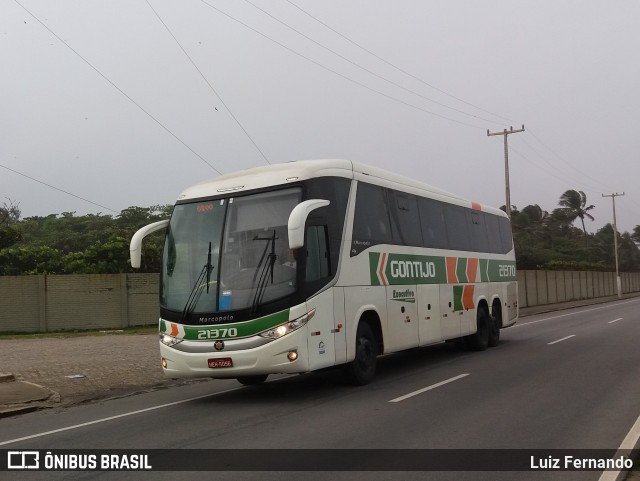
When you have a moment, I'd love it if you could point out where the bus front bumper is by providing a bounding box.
[159,328,310,379]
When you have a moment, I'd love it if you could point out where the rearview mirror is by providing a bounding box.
[287,199,330,249]
[130,219,169,268]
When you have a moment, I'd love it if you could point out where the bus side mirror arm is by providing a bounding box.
[288,199,330,249]
[130,219,170,268]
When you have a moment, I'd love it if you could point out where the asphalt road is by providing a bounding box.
[2,298,639,481]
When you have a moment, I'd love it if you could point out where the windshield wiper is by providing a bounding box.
[181,242,214,323]
[250,230,278,314]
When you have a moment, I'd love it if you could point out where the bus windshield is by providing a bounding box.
[161,188,301,320]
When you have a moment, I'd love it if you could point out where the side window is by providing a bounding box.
[468,210,489,252]
[484,213,503,254]
[390,191,422,247]
[498,216,514,253]
[418,197,448,249]
[351,183,392,255]
[306,225,330,281]
[444,204,471,251]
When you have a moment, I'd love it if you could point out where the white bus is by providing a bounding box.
[130,159,517,385]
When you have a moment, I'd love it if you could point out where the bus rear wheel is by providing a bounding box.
[488,313,500,347]
[237,374,268,386]
[345,322,378,385]
[465,308,490,351]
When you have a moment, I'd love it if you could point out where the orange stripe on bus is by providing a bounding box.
[462,285,475,310]
[466,258,478,283]
[446,257,458,283]
[471,201,481,211]
[170,323,179,337]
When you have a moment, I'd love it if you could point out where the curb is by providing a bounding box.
[0,375,58,418]
[0,373,16,383]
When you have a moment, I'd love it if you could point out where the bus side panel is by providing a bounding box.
[504,281,518,326]
[385,285,419,352]
[439,284,461,340]
[343,286,387,361]
[306,289,336,371]
[333,287,347,364]
[418,284,441,345]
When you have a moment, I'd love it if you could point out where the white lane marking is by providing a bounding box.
[0,387,242,447]
[547,335,576,345]
[515,298,640,328]
[597,412,640,481]
[608,318,623,324]
[389,373,469,403]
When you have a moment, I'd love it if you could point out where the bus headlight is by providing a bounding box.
[159,332,183,347]
[259,309,316,340]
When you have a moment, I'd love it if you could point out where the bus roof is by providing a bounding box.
[177,159,506,218]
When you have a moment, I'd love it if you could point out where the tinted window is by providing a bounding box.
[468,210,489,252]
[304,177,351,276]
[484,213,503,254]
[418,197,448,249]
[306,225,330,281]
[498,216,514,253]
[444,204,471,251]
[352,183,392,255]
[390,192,422,247]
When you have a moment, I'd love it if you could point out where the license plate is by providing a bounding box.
[208,357,233,368]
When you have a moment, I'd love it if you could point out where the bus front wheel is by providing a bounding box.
[345,322,378,385]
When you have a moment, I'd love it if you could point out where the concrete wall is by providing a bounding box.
[517,270,640,308]
[1,271,639,333]
[0,274,159,333]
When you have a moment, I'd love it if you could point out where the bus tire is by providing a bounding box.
[488,302,502,347]
[488,315,500,348]
[346,322,378,385]
[237,374,268,386]
[466,308,490,351]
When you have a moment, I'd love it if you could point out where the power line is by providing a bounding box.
[526,128,615,193]
[145,0,270,165]
[0,163,118,213]
[13,0,222,175]
[516,137,609,194]
[244,0,507,127]
[285,0,519,126]
[200,0,485,130]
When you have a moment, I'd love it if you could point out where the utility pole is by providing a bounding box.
[602,192,625,299]
[487,125,525,219]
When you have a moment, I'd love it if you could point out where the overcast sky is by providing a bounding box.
[2,1,639,234]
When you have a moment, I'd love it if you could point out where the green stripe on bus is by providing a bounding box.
[453,285,464,311]
[456,258,468,283]
[370,252,381,286]
[180,309,290,341]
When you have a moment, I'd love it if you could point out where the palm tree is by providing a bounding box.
[558,190,595,236]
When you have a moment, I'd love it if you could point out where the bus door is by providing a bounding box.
[386,285,419,351]
[439,284,462,340]
[417,284,441,345]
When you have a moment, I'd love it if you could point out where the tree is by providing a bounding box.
[0,199,22,248]
[632,226,640,245]
[558,190,595,236]
[2,204,171,274]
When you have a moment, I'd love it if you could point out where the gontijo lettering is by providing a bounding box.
[390,260,436,279]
